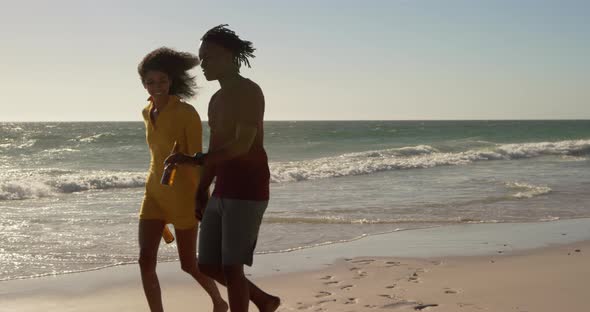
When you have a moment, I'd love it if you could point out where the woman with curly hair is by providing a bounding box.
[137,47,228,312]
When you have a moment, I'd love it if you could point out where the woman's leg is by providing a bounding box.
[139,219,165,312]
[176,225,228,312]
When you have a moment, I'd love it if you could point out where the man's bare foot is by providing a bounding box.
[259,295,280,312]
[213,299,229,312]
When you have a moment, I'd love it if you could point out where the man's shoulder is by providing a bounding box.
[228,79,263,105]
[239,78,263,95]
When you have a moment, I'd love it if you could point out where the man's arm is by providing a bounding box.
[200,124,257,166]
[194,126,255,220]
[195,138,215,220]
[198,163,216,192]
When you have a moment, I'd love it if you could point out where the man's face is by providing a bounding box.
[198,41,235,81]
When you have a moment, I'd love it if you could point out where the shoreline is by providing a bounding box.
[2,218,590,291]
[2,218,590,311]
[4,217,590,284]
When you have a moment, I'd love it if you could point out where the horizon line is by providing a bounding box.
[1,118,589,123]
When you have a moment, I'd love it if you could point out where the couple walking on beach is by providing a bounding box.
[137,25,280,312]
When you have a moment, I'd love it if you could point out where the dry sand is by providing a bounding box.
[267,241,589,311]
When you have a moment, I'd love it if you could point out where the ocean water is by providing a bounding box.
[1,120,589,280]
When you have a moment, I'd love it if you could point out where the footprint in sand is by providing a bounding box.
[351,259,375,265]
[353,270,368,279]
[386,284,396,289]
[349,267,360,271]
[444,288,458,294]
[385,261,401,267]
[379,294,395,300]
[458,302,484,310]
[340,285,354,290]
[315,291,332,298]
[316,298,337,305]
[296,302,312,310]
[408,272,419,282]
[323,280,339,285]
[381,301,417,309]
[319,275,333,280]
[414,303,439,310]
[364,304,378,308]
[344,297,358,305]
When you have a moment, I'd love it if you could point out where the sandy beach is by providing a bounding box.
[2,219,590,312]
[271,241,590,312]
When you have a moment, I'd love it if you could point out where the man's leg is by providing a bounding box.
[222,265,249,312]
[209,197,279,311]
[199,264,280,312]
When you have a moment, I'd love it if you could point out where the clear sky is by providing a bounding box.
[2,0,589,121]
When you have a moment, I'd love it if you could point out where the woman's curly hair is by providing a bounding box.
[138,47,200,99]
[201,24,256,71]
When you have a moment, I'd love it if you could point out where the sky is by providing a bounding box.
[1,0,589,121]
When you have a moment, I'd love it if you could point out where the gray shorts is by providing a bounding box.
[198,196,267,266]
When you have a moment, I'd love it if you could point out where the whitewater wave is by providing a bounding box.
[71,133,116,144]
[0,172,146,201]
[270,139,590,183]
[505,182,552,199]
[261,215,568,226]
[40,148,81,156]
[560,155,588,162]
[264,216,399,225]
[0,139,38,150]
[2,139,587,200]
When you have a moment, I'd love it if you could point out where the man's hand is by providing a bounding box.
[164,153,193,166]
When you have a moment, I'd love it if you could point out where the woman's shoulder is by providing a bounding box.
[141,103,151,120]
[176,100,197,113]
[176,101,201,120]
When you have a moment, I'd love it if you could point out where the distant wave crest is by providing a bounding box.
[2,139,587,200]
[71,133,117,144]
[0,172,146,201]
[270,139,590,183]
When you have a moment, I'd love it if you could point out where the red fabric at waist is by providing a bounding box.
[212,150,270,201]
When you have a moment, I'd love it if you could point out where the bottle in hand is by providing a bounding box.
[161,141,179,186]
[162,224,175,244]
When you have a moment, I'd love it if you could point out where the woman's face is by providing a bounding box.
[143,70,171,99]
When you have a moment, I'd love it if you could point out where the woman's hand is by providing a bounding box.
[164,153,193,166]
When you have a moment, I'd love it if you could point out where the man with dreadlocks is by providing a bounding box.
[165,25,280,312]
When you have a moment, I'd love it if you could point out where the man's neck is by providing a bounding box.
[218,72,243,89]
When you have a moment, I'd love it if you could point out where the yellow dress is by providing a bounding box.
[139,95,202,229]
